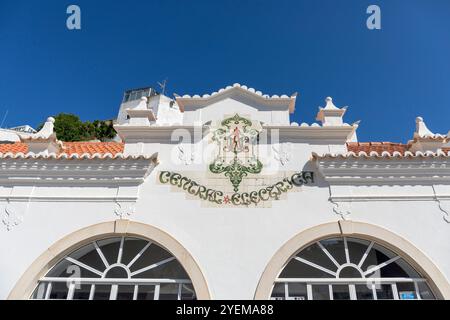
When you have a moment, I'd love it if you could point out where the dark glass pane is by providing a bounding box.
[279,259,333,278]
[93,285,111,300]
[339,266,363,278]
[397,283,417,300]
[417,282,435,300]
[97,238,121,266]
[288,283,307,300]
[132,260,188,279]
[355,284,374,300]
[297,243,338,273]
[159,284,178,300]
[346,238,371,265]
[69,243,106,274]
[129,243,172,272]
[121,238,149,266]
[137,285,155,300]
[319,238,347,265]
[270,283,285,300]
[375,284,394,300]
[382,258,420,278]
[72,284,91,300]
[361,243,397,274]
[116,285,135,300]
[104,266,128,279]
[31,282,48,299]
[332,285,350,300]
[46,259,100,278]
[181,284,196,300]
[312,285,330,300]
[49,282,69,300]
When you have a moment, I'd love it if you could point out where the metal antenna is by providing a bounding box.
[0,109,8,128]
[157,78,168,95]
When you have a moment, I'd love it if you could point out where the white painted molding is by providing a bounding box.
[114,201,136,219]
[330,200,352,220]
[0,156,157,185]
[1,201,24,231]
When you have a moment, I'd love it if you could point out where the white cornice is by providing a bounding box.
[175,83,297,113]
[314,155,450,184]
[0,154,158,185]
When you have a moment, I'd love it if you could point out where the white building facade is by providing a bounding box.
[0,84,449,300]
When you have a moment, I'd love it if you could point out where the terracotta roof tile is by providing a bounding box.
[62,142,124,155]
[0,142,28,154]
[0,142,124,156]
[347,142,408,154]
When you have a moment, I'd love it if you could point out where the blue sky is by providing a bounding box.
[0,0,449,142]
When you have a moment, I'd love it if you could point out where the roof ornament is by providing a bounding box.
[17,117,63,155]
[316,97,348,126]
[409,116,448,152]
[415,116,437,138]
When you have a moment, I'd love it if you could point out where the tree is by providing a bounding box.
[37,113,117,142]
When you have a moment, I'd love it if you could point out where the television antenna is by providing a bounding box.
[0,109,8,128]
[157,78,168,95]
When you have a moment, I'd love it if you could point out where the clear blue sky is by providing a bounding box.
[1,0,449,142]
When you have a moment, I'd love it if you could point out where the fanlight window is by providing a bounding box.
[31,237,196,300]
[271,237,436,300]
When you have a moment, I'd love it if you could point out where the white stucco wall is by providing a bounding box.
[1,93,449,300]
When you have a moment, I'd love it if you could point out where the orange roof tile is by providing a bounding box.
[62,142,124,155]
[0,142,124,156]
[347,142,408,154]
[0,142,28,154]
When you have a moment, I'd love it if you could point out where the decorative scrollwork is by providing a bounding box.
[209,157,263,192]
[210,114,263,192]
[2,202,23,231]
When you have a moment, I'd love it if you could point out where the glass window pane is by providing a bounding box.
[288,283,307,300]
[270,283,285,300]
[49,282,69,300]
[72,284,91,300]
[180,284,196,300]
[279,259,333,278]
[319,238,347,265]
[93,284,111,300]
[346,238,371,265]
[69,243,106,274]
[159,284,178,300]
[137,285,155,300]
[120,238,149,266]
[97,238,121,266]
[129,244,172,273]
[417,282,435,300]
[362,243,397,274]
[312,285,330,300]
[132,260,188,279]
[397,283,417,300]
[116,285,135,300]
[332,285,350,300]
[375,284,394,300]
[31,282,48,299]
[46,259,100,278]
[297,243,338,273]
[355,284,374,300]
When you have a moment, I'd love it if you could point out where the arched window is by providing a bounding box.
[31,237,196,300]
[271,237,436,300]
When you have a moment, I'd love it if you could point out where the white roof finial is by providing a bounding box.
[415,116,435,138]
[324,97,338,110]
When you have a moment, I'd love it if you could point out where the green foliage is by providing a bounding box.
[37,113,116,142]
